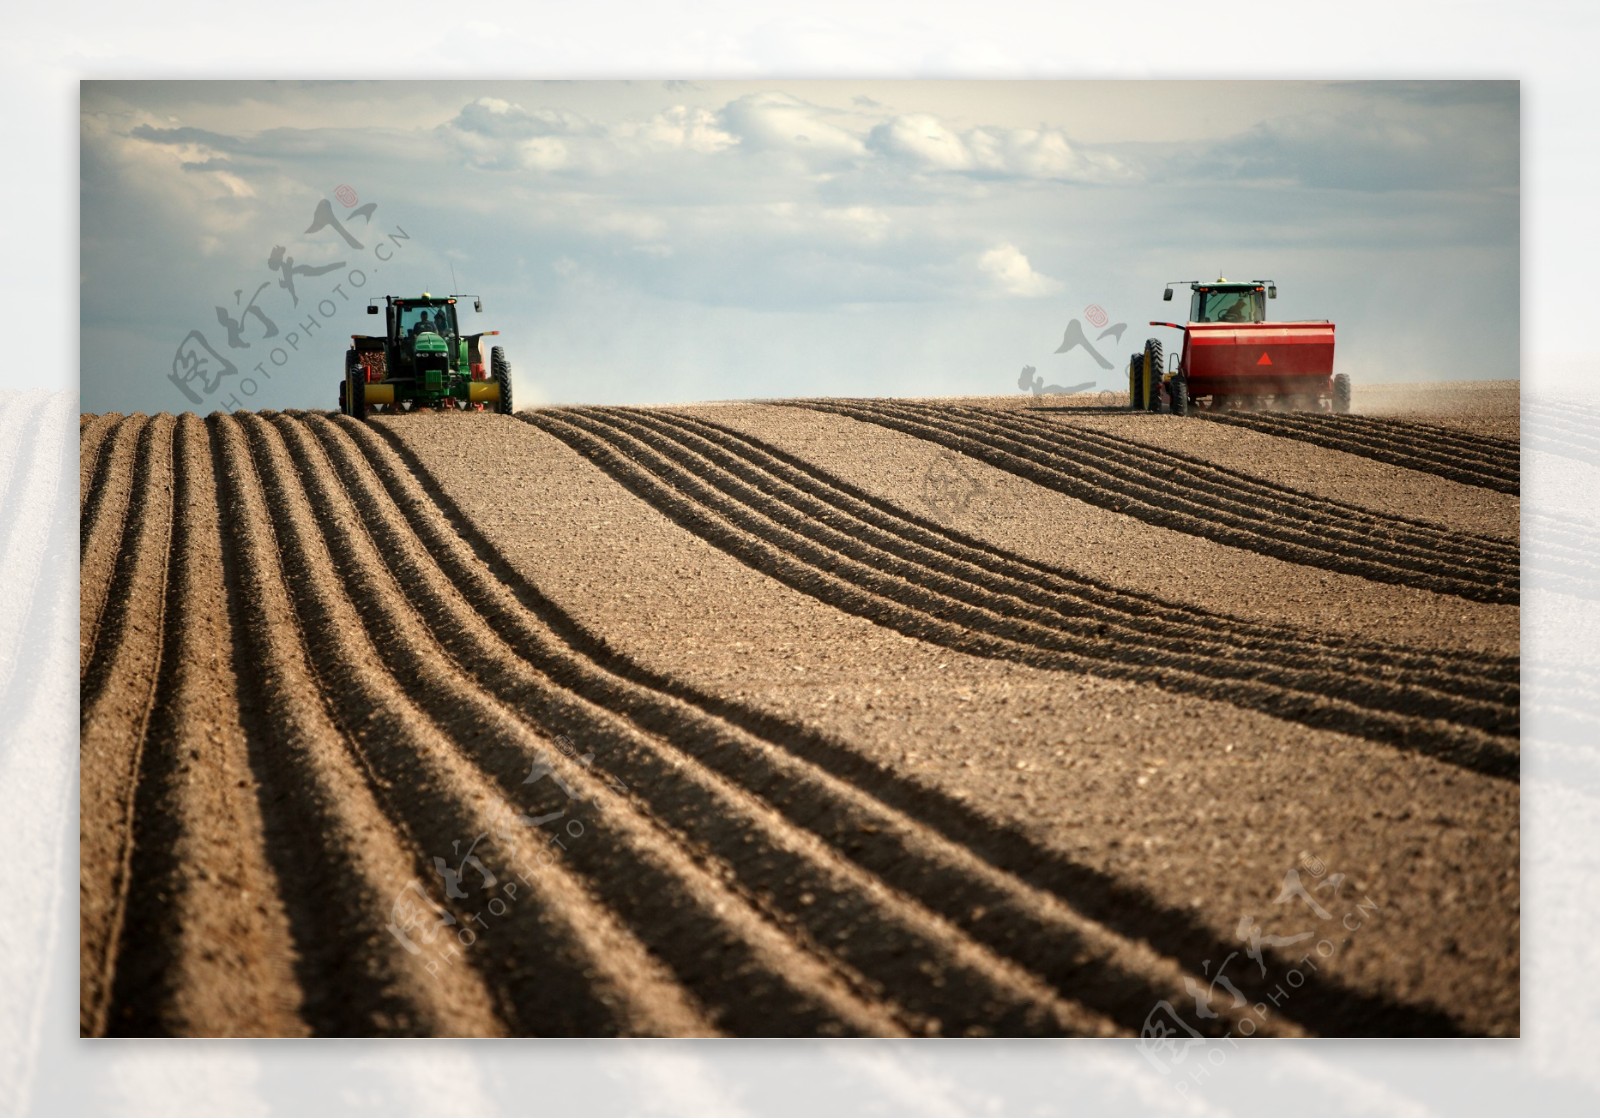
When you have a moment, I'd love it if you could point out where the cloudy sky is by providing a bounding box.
[80,80,1518,414]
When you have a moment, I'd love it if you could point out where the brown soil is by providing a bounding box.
[80,382,1519,1036]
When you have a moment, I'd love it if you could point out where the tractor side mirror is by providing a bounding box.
[367,305,379,314]
[474,299,483,313]
[1163,287,1173,302]
[1267,285,1277,299]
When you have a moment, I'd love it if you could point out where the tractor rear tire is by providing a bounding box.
[492,346,513,415]
[345,352,367,421]
[1128,354,1145,410]
[1332,373,1351,414]
[1169,375,1189,417]
[1143,339,1164,413]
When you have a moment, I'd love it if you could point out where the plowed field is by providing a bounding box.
[80,384,1520,1037]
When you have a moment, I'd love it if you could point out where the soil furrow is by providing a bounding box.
[292,414,1138,1040]
[952,404,1516,562]
[239,412,721,1038]
[81,414,138,555]
[900,400,1520,570]
[794,400,1516,604]
[1254,411,1515,472]
[1200,411,1517,493]
[1330,413,1519,457]
[79,414,147,675]
[309,412,1292,1038]
[318,413,1254,1043]
[588,405,1515,738]
[611,406,1510,723]
[361,411,1478,1037]
[208,414,507,1037]
[270,414,933,1038]
[649,406,1517,696]
[77,413,122,521]
[79,414,175,1036]
[523,409,1515,779]
[1229,408,1517,463]
[100,414,305,1037]
[75,382,1521,1039]
[336,413,1314,1036]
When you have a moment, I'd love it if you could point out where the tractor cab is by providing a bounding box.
[1164,278,1277,325]
[390,297,459,347]
[385,296,460,383]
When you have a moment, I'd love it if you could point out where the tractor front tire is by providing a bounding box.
[1143,339,1164,413]
[1332,373,1351,414]
[345,353,367,421]
[492,346,514,415]
[1128,354,1145,410]
[337,380,347,415]
[1169,375,1190,417]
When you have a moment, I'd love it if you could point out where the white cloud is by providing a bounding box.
[453,97,597,139]
[870,113,1133,182]
[626,105,736,153]
[451,128,571,171]
[1179,99,1517,190]
[446,97,596,170]
[968,126,1130,180]
[978,243,1062,297]
[868,113,973,170]
[717,92,866,163]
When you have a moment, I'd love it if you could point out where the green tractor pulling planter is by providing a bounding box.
[339,293,513,418]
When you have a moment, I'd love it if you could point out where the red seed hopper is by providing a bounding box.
[1129,279,1347,415]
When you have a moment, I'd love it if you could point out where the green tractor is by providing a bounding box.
[339,293,513,418]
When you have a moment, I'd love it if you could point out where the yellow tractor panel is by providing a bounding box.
[364,383,396,405]
[468,382,502,404]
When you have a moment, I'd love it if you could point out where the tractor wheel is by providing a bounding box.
[1128,354,1145,410]
[492,346,513,415]
[1143,339,1164,413]
[1169,375,1190,417]
[337,379,347,415]
[1332,373,1351,414]
[345,352,367,421]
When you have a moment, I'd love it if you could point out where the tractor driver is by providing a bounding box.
[413,311,436,337]
[1218,293,1255,322]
